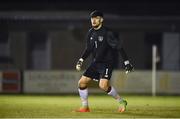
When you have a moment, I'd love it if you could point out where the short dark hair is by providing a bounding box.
[90,10,103,18]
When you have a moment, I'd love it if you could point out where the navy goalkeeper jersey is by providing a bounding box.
[81,26,128,66]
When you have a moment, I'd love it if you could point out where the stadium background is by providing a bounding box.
[0,0,180,118]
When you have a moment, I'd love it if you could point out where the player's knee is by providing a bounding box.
[99,83,108,91]
[78,76,90,89]
[78,82,87,89]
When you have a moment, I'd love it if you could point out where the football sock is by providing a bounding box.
[107,86,123,102]
[78,88,88,107]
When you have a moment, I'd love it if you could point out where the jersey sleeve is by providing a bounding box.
[107,30,128,61]
[119,47,128,61]
[80,29,93,60]
[107,31,122,49]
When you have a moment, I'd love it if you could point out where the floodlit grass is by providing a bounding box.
[0,94,180,118]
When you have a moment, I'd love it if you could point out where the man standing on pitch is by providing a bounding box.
[75,10,134,112]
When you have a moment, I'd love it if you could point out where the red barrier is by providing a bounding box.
[2,71,21,93]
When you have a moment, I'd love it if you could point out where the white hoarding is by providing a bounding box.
[112,71,180,94]
[24,71,81,93]
[24,70,180,94]
[112,71,152,93]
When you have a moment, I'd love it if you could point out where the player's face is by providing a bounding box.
[91,16,103,28]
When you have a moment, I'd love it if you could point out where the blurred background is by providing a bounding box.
[0,0,180,95]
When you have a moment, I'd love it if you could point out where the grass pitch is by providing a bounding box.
[0,94,180,118]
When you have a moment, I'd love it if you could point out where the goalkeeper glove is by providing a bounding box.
[76,58,84,71]
[124,60,134,74]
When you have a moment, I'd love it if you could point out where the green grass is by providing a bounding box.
[0,94,180,118]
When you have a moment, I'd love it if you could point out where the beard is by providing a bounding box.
[92,25,99,28]
[92,24,100,28]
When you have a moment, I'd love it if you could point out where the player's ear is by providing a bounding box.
[100,18,104,22]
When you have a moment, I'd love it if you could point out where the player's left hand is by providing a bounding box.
[124,60,134,74]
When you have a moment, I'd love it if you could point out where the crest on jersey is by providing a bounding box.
[98,36,103,42]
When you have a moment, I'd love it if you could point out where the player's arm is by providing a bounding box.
[107,31,134,73]
[76,31,93,71]
[80,40,92,61]
[119,48,134,74]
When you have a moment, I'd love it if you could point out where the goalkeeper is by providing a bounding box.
[75,10,134,112]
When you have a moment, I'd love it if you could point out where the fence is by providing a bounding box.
[0,70,179,95]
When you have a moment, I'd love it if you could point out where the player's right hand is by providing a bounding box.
[76,58,84,71]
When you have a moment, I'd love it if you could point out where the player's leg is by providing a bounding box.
[99,79,122,100]
[99,65,127,112]
[76,75,92,112]
[76,63,99,112]
[99,79,127,112]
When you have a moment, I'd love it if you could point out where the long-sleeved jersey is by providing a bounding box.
[81,26,128,66]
